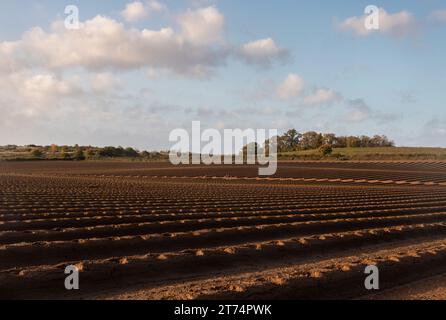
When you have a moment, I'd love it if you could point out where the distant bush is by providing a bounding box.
[124,147,139,158]
[335,154,350,161]
[62,151,72,160]
[73,148,86,161]
[319,145,333,157]
[98,146,140,158]
[30,149,44,159]
[140,151,150,158]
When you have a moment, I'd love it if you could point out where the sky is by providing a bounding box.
[0,0,445,150]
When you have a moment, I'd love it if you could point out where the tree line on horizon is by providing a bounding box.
[1,130,394,160]
[275,130,395,153]
[0,144,167,161]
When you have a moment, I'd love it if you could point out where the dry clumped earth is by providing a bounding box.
[1,161,446,300]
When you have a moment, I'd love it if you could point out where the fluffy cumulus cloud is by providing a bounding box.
[147,0,165,12]
[0,41,22,74]
[11,15,227,77]
[121,1,165,22]
[177,6,224,45]
[122,2,149,22]
[0,67,179,148]
[0,1,310,149]
[304,88,341,106]
[0,3,290,147]
[0,71,83,115]
[239,38,288,66]
[338,8,416,37]
[1,6,286,77]
[277,74,305,100]
[276,74,341,107]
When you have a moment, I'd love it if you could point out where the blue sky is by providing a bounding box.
[0,0,445,149]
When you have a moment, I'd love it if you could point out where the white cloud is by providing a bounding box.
[345,99,399,124]
[1,6,286,78]
[303,88,341,106]
[0,41,21,74]
[0,4,291,147]
[177,6,224,45]
[121,1,165,22]
[277,74,304,100]
[22,74,79,97]
[431,9,446,23]
[0,71,83,117]
[240,38,288,66]
[7,15,228,77]
[0,67,183,148]
[147,0,166,13]
[122,2,149,22]
[338,8,416,37]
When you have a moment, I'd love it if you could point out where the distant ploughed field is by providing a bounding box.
[1,161,446,300]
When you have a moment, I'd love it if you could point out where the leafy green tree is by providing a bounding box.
[300,131,323,150]
[283,129,302,151]
[124,147,139,157]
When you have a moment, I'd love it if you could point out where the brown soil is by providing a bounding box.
[1,161,446,300]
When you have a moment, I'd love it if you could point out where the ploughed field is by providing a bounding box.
[1,161,446,299]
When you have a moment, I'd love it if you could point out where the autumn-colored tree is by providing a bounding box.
[50,144,58,154]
